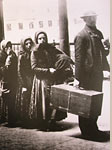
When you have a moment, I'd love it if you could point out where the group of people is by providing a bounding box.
[0,10,110,139]
[0,31,74,130]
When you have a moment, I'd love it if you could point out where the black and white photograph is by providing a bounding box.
[0,0,110,149]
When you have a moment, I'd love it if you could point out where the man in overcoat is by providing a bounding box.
[74,11,110,140]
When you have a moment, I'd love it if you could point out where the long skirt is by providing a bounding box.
[29,76,67,124]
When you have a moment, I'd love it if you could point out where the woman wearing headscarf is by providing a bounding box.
[17,37,34,124]
[29,31,74,130]
[0,40,17,125]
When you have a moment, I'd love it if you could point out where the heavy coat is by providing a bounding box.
[18,37,34,89]
[0,49,17,91]
[0,44,17,123]
[74,25,110,136]
[74,25,110,91]
[17,37,34,120]
[29,42,74,123]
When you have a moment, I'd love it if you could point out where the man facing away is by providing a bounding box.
[74,11,110,140]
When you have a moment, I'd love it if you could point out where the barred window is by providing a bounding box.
[18,23,23,30]
[6,24,11,31]
[29,22,34,29]
[39,21,43,28]
[48,20,52,27]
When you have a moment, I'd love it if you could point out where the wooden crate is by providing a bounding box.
[50,84,103,118]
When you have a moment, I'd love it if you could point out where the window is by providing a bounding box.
[18,23,23,30]
[29,22,34,29]
[48,20,52,27]
[39,21,43,28]
[6,24,11,31]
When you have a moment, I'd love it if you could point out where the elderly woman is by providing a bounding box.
[0,40,17,125]
[29,31,74,130]
[17,37,34,123]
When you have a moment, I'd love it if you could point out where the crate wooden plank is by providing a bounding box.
[50,84,103,118]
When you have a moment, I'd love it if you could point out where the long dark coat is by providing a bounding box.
[74,25,110,136]
[0,48,17,123]
[29,43,74,123]
[74,25,110,92]
[17,37,34,120]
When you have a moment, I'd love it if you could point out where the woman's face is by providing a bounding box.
[37,33,46,44]
[5,46,12,55]
[24,39,32,51]
[5,42,12,55]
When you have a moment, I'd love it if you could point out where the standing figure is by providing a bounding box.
[0,40,17,125]
[30,31,74,129]
[74,11,110,139]
[17,37,34,123]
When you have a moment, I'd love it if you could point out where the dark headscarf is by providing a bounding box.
[34,31,48,44]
